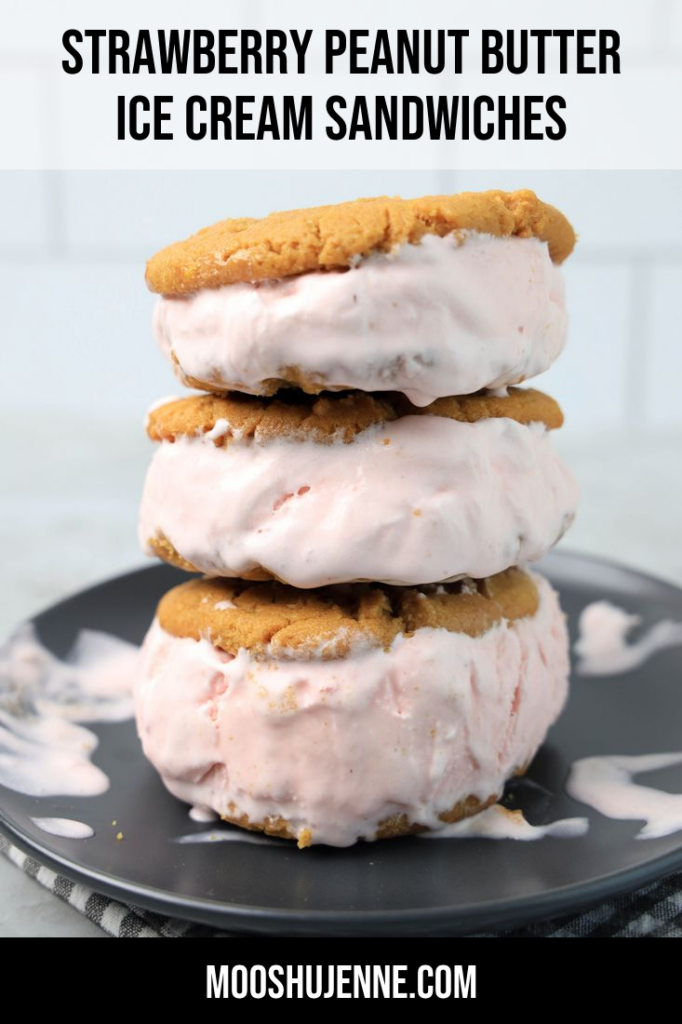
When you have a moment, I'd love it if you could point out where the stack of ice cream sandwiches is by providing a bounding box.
[135,190,578,848]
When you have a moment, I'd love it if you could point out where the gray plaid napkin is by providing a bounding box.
[2,833,681,937]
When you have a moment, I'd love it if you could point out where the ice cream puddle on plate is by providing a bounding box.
[0,623,138,797]
[31,817,94,839]
[418,804,588,841]
[575,601,682,676]
[567,754,682,839]
[3,612,682,847]
[174,828,278,846]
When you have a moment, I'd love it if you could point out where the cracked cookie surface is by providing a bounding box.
[146,189,576,294]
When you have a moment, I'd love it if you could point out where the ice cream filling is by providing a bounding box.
[154,232,567,406]
[139,413,578,588]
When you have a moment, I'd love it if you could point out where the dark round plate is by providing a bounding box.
[2,551,682,936]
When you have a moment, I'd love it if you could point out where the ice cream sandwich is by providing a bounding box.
[135,568,569,847]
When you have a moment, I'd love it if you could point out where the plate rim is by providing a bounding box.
[3,812,682,935]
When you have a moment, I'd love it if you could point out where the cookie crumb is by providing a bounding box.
[297,829,312,849]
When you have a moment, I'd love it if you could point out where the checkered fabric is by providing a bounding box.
[2,834,681,937]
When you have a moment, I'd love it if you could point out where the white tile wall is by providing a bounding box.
[0,64,49,168]
[538,262,632,430]
[58,170,441,255]
[439,169,682,253]
[0,171,51,251]
[0,259,165,419]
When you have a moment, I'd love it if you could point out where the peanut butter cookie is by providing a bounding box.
[146,189,575,294]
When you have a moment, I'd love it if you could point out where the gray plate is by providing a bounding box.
[2,551,682,936]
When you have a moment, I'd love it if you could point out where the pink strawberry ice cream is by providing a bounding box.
[138,411,578,588]
[134,573,569,847]
[153,232,567,406]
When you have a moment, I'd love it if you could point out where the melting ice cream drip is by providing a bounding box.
[173,828,278,846]
[566,752,682,839]
[189,806,218,823]
[0,623,138,797]
[31,817,94,839]
[175,807,589,847]
[575,601,682,676]
[419,804,588,841]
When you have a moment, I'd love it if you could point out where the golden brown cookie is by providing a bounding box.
[146,189,576,294]
[146,386,563,445]
[156,567,540,661]
[147,389,397,445]
[145,534,202,575]
[410,388,563,429]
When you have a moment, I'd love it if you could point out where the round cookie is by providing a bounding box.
[134,569,570,847]
[146,189,575,293]
[139,387,578,587]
